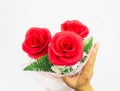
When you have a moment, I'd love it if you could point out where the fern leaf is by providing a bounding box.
[24,54,54,72]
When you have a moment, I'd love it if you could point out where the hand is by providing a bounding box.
[62,43,99,91]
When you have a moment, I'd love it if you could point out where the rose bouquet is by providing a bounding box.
[22,20,93,90]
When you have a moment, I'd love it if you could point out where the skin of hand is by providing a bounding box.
[62,43,99,91]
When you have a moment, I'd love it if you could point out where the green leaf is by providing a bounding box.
[84,37,93,54]
[23,54,54,72]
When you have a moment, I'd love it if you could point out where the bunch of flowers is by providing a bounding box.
[22,20,93,76]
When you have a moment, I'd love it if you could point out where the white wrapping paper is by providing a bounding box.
[24,71,74,91]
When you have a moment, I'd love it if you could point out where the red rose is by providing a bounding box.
[22,27,51,59]
[61,20,89,38]
[48,31,83,66]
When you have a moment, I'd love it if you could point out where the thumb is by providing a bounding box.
[62,76,74,85]
[62,76,70,83]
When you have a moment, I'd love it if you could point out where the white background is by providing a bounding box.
[0,0,120,91]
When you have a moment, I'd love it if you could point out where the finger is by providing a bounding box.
[62,74,79,85]
[62,76,74,85]
[88,42,99,65]
[81,42,99,74]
